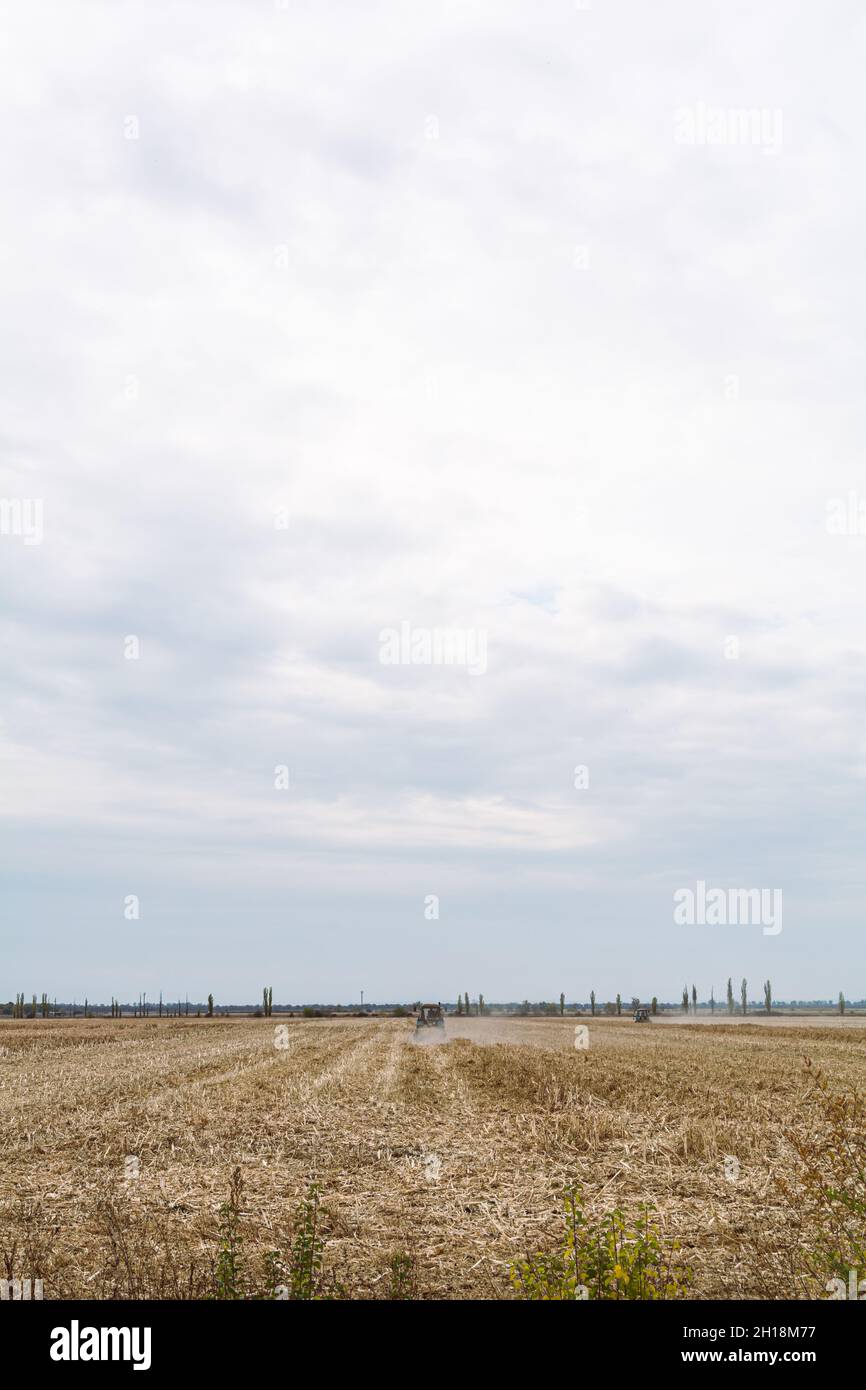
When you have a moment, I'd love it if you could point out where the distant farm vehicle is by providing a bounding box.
[633,1007,651,1023]
[416,1003,445,1031]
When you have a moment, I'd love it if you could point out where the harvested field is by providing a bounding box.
[1,1015,864,1299]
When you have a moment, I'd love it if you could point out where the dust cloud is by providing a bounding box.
[408,1017,534,1047]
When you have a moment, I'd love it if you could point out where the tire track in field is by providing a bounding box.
[322,1035,506,1295]
[374,1027,412,1101]
[391,1039,570,1293]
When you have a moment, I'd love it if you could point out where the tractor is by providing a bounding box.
[633,1006,651,1023]
[415,1003,445,1031]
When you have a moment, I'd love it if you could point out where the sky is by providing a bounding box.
[1,0,865,1004]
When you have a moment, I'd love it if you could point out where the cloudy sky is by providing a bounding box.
[1,0,865,1004]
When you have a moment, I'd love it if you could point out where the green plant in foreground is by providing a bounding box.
[213,1167,245,1299]
[214,1174,344,1301]
[509,1187,690,1300]
[274,1184,344,1301]
[778,1062,866,1295]
[288,1184,323,1299]
[386,1249,418,1300]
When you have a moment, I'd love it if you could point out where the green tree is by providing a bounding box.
[740,978,747,1016]
[651,996,658,1015]
[763,979,772,1015]
[839,991,846,1016]
[615,993,622,1016]
[207,993,214,1017]
[681,987,688,1014]
[559,992,565,1016]
[691,984,697,1016]
[726,977,734,1016]
[590,990,596,1017]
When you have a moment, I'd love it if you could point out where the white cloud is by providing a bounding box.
[1,0,864,999]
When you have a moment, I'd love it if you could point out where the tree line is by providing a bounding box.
[2,982,858,1018]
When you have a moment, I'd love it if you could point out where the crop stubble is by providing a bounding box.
[1,1015,863,1298]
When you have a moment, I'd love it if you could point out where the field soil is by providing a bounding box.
[1,1015,863,1299]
